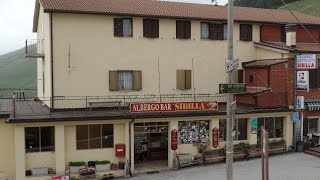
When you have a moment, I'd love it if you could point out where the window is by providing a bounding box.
[257,117,284,139]
[114,18,133,37]
[76,124,114,150]
[25,127,55,152]
[176,69,192,90]
[176,20,191,39]
[238,69,244,83]
[240,24,252,41]
[143,19,159,38]
[219,119,248,141]
[201,22,226,40]
[303,118,318,136]
[281,26,286,43]
[309,61,320,89]
[249,74,254,83]
[109,70,142,91]
[178,120,209,144]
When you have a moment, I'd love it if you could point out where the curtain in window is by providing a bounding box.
[123,19,132,37]
[118,71,133,90]
[223,24,228,40]
[201,23,209,39]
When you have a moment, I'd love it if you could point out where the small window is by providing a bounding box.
[201,22,225,40]
[176,20,191,39]
[249,74,254,83]
[223,24,228,40]
[114,18,133,37]
[76,124,114,150]
[143,19,159,38]
[280,26,286,43]
[177,69,192,90]
[25,127,55,153]
[238,69,244,83]
[109,70,142,91]
[240,24,252,41]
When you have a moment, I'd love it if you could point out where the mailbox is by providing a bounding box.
[115,144,126,157]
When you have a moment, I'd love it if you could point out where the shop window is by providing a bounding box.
[303,118,318,136]
[257,117,284,140]
[76,124,114,150]
[178,120,209,144]
[25,127,55,153]
[219,119,247,141]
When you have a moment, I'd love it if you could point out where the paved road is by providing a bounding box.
[125,153,320,180]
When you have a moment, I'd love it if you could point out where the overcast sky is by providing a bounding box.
[0,0,228,55]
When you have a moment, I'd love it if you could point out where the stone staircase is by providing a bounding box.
[304,147,320,158]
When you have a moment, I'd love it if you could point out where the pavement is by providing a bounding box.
[125,153,320,180]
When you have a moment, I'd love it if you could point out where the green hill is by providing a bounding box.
[279,0,320,17]
[0,47,37,97]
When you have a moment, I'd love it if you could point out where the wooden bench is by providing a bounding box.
[88,101,122,111]
[269,141,287,155]
[246,144,261,158]
[233,146,248,160]
[203,148,225,165]
[177,153,199,168]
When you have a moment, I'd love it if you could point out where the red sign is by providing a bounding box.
[52,175,69,180]
[171,129,178,151]
[130,101,218,113]
[212,127,219,148]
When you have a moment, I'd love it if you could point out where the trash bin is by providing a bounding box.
[296,143,304,152]
[118,161,125,170]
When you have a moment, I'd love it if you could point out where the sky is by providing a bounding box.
[0,0,228,55]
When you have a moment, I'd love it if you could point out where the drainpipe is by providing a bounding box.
[128,118,135,177]
[50,12,54,110]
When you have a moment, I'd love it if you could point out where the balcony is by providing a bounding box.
[25,39,44,58]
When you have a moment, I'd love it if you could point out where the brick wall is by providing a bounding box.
[296,27,320,43]
[245,68,269,88]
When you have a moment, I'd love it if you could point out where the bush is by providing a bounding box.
[69,161,86,166]
[95,160,110,165]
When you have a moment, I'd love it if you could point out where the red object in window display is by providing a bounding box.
[115,143,126,157]
[212,127,219,148]
[171,129,178,151]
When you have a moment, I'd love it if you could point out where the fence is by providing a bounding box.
[25,39,44,56]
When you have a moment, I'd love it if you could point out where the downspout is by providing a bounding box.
[50,12,54,110]
[128,118,135,177]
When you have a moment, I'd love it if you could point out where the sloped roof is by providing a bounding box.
[243,59,288,68]
[254,41,320,53]
[33,0,320,32]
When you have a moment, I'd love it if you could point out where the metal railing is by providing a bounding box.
[25,39,44,57]
[0,94,226,118]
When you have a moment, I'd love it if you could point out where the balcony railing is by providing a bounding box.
[25,39,44,58]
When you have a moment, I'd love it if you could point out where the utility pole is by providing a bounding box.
[226,0,234,179]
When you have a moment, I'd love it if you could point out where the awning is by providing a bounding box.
[307,102,320,111]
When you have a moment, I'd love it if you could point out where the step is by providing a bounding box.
[304,150,320,158]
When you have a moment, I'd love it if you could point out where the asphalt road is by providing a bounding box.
[125,153,320,180]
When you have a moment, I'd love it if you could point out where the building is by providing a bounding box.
[1,0,320,179]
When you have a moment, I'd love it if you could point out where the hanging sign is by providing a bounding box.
[212,127,219,148]
[171,129,178,151]
[296,96,305,109]
[297,54,317,69]
[297,71,309,91]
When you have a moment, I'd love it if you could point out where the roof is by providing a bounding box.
[254,41,320,53]
[243,59,288,68]
[33,0,320,32]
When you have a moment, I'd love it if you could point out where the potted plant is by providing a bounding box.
[95,160,110,172]
[69,161,86,173]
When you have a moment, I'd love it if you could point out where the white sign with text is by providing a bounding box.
[297,54,317,69]
[297,71,309,91]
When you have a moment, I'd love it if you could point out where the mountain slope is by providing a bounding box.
[279,0,320,17]
[0,47,37,97]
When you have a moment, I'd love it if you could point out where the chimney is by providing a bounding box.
[285,24,297,47]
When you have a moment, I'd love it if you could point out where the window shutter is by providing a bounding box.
[176,21,184,39]
[213,24,224,40]
[143,19,152,38]
[184,21,191,39]
[177,69,186,90]
[238,69,244,83]
[152,19,159,38]
[114,18,123,37]
[109,71,118,91]
[209,23,215,40]
[309,69,317,89]
[240,24,248,41]
[185,70,192,89]
[281,26,286,42]
[247,24,252,41]
[133,71,142,91]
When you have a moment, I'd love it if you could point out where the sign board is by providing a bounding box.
[171,129,178,151]
[250,117,257,134]
[219,83,246,94]
[297,71,309,91]
[227,59,239,72]
[297,54,317,69]
[212,127,219,148]
[291,112,300,123]
[130,101,218,113]
[296,96,305,109]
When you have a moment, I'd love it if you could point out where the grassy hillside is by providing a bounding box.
[279,0,320,17]
[0,47,37,97]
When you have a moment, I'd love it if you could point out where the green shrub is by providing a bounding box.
[95,160,110,165]
[69,161,86,166]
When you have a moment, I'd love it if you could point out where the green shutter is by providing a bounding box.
[133,71,142,91]
[109,71,118,91]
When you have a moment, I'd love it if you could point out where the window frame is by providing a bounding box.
[308,60,320,89]
[143,19,159,38]
[76,124,114,150]
[219,119,248,141]
[114,18,133,37]
[109,70,142,91]
[176,20,191,39]
[25,126,55,153]
[240,24,253,41]
[176,69,192,90]
[200,22,226,40]
[257,117,284,139]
